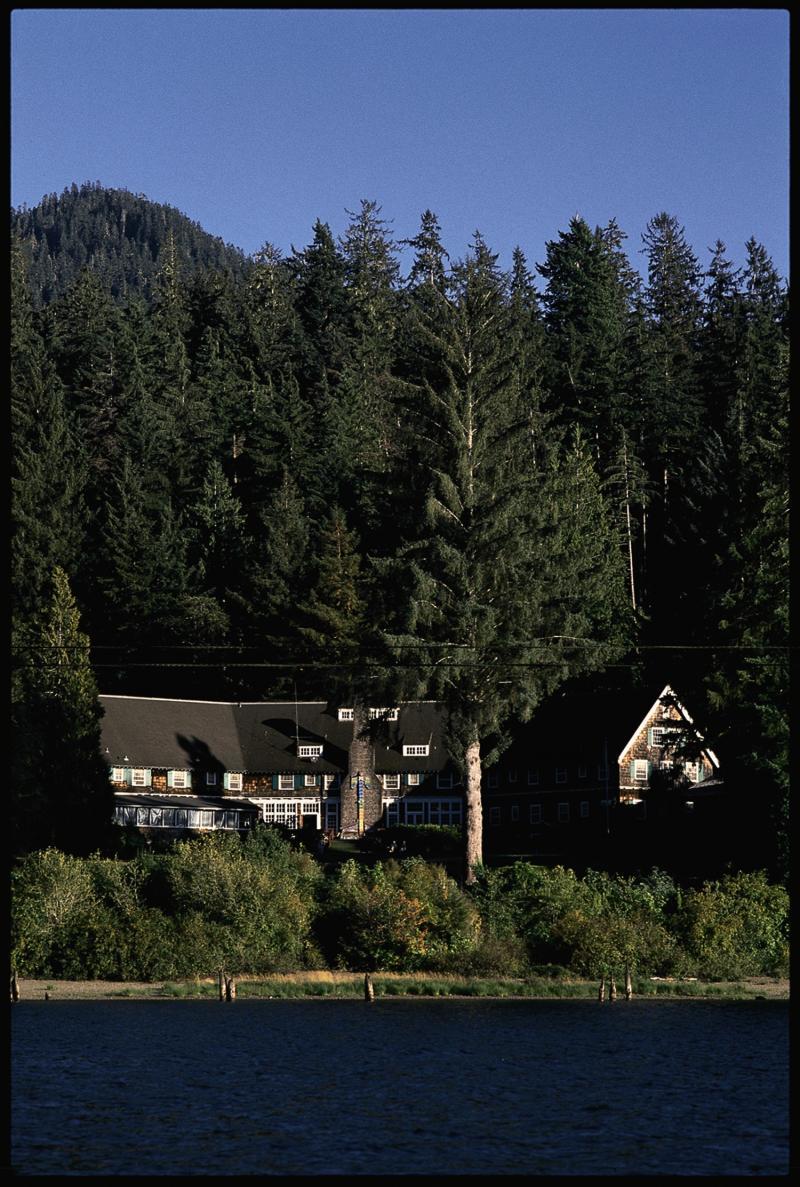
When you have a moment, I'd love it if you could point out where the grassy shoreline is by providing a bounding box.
[15,972,789,1002]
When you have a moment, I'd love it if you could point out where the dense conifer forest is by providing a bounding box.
[11,183,789,878]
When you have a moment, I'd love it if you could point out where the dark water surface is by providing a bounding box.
[11,998,788,1176]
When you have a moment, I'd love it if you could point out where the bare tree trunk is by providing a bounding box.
[464,738,482,884]
[622,434,637,611]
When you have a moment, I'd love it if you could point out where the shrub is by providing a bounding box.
[676,870,789,979]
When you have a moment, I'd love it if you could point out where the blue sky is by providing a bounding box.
[11,8,790,283]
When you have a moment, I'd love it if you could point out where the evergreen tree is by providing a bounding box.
[230,465,312,673]
[382,236,629,880]
[295,506,368,680]
[12,567,114,856]
[637,212,704,634]
[11,241,89,625]
[290,220,354,404]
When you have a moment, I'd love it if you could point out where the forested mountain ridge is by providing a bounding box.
[10,188,789,876]
[10,181,251,306]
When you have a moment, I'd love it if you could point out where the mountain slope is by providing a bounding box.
[11,180,252,305]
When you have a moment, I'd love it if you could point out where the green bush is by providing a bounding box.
[676,870,790,978]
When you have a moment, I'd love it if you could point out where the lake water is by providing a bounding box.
[11,998,788,1176]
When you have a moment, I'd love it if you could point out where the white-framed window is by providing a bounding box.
[436,772,453,790]
[530,804,542,824]
[527,768,540,786]
[403,744,429,757]
[278,774,295,791]
[262,800,298,827]
[131,768,147,787]
[172,769,188,789]
[111,767,124,783]
[651,727,666,746]
[489,806,501,826]
[510,804,519,822]
[205,771,218,786]
[557,802,570,823]
[227,772,243,792]
[305,774,320,787]
[298,744,323,759]
[369,707,399,721]
[407,772,421,786]
[580,800,590,818]
[577,765,588,779]
[633,759,649,782]
[683,761,699,783]
[382,773,401,791]
[555,767,567,784]
[338,708,354,721]
[323,773,338,790]
[508,769,518,784]
[487,771,499,788]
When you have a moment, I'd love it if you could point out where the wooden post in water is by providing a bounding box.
[598,976,606,1002]
[364,973,375,1002]
[609,975,617,1002]
[624,964,633,1000]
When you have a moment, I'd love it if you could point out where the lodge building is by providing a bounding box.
[99,685,721,845]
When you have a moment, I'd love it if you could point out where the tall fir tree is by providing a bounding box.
[12,567,114,856]
[381,235,629,880]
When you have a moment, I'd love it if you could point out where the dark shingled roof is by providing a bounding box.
[99,697,451,774]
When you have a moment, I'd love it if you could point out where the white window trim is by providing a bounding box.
[369,707,399,721]
[407,772,421,786]
[338,708,354,721]
[111,767,124,783]
[227,772,243,791]
[382,773,401,790]
[298,744,323,758]
[131,768,147,787]
[172,769,188,789]
[403,744,429,757]
[633,759,649,782]
[305,774,320,787]
[205,771,218,786]
[278,774,295,791]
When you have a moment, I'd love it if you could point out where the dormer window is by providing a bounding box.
[298,744,323,759]
[338,708,354,721]
[403,744,429,757]
[369,707,399,721]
